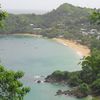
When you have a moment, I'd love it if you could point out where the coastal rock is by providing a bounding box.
[56,90,63,95]
[37,80,41,83]
[56,89,88,98]
[45,71,89,98]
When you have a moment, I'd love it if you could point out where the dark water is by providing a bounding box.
[0,35,92,100]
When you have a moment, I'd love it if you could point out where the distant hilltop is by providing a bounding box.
[4,9,49,15]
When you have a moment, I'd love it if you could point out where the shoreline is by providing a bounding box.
[12,33,43,37]
[53,38,90,57]
[0,33,42,37]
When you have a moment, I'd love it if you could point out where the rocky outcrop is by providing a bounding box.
[55,88,88,98]
[45,71,89,98]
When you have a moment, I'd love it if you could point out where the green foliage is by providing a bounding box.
[90,38,100,50]
[51,70,82,86]
[79,83,90,94]
[80,66,95,84]
[79,49,100,95]
[68,71,82,86]
[90,11,100,24]
[0,11,8,20]
[52,70,64,76]
[52,70,65,81]
[81,49,100,74]
[0,11,8,27]
[91,79,100,94]
[0,65,30,100]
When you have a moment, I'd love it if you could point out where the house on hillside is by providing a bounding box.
[33,28,42,31]
[80,28,88,36]
[89,29,97,35]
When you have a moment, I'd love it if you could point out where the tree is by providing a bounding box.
[90,11,100,24]
[68,71,82,86]
[79,83,90,95]
[52,70,65,81]
[0,10,7,27]
[79,49,100,84]
[0,65,30,100]
[91,79,100,94]
[81,49,100,74]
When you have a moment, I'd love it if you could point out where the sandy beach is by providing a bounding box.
[13,33,42,37]
[53,38,90,57]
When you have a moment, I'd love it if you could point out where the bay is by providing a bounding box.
[0,35,91,100]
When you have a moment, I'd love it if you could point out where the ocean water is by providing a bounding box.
[0,35,91,100]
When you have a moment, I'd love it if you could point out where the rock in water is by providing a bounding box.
[37,80,41,83]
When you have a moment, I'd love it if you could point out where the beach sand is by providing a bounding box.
[53,38,90,57]
[13,33,42,37]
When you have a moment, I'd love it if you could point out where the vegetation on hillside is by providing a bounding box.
[0,3,96,34]
[0,10,7,27]
[90,11,100,24]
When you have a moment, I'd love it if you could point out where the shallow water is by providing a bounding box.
[0,35,92,100]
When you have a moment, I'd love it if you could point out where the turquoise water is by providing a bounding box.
[0,35,91,100]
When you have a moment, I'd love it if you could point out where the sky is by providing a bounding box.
[0,0,100,12]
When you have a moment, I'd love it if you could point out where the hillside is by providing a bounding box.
[0,3,92,32]
[41,3,92,26]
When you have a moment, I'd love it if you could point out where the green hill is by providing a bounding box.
[1,3,91,33]
[0,3,99,38]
